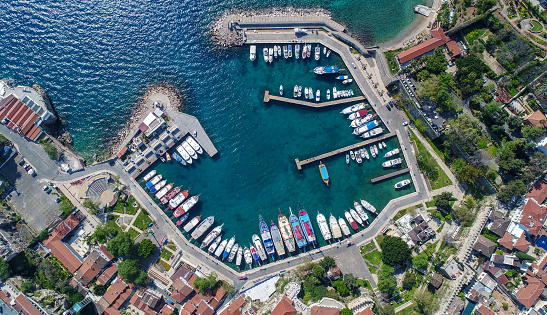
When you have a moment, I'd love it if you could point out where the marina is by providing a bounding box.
[264,90,365,108]
[370,168,411,183]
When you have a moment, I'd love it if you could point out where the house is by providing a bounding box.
[515,277,545,309]
[490,254,522,268]
[498,232,514,251]
[355,308,375,315]
[96,276,135,314]
[0,93,54,142]
[310,305,340,315]
[73,249,111,285]
[516,199,547,237]
[396,27,453,67]
[328,266,342,280]
[465,273,496,302]
[513,237,530,252]
[441,256,461,279]
[524,110,547,128]
[270,295,296,315]
[472,235,497,257]
[97,265,118,286]
[495,88,511,104]
[45,240,83,273]
[12,293,42,315]
[527,179,547,205]
[218,296,247,315]
[429,272,444,290]
[446,298,465,314]
[129,289,164,315]
[475,304,495,315]
[406,214,436,246]
[487,211,510,237]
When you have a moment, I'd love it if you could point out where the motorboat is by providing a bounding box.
[183,215,201,232]
[307,44,311,58]
[395,179,412,189]
[244,247,252,267]
[378,142,383,149]
[173,152,185,165]
[190,216,214,240]
[359,149,366,160]
[356,153,362,164]
[345,211,359,230]
[329,214,343,239]
[228,243,238,262]
[339,217,351,237]
[283,45,288,59]
[350,114,374,128]
[364,148,370,160]
[315,46,320,60]
[384,148,400,158]
[155,183,172,200]
[259,215,276,259]
[278,210,296,253]
[161,186,181,204]
[326,89,331,100]
[341,103,366,114]
[250,245,261,264]
[143,170,156,182]
[309,87,313,99]
[277,45,281,56]
[208,236,221,254]
[252,234,267,261]
[350,150,355,160]
[270,221,286,256]
[346,154,350,164]
[280,85,283,96]
[304,87,309,99]
[354,201,368,223]
[168,190,189,209]
[236,246,243,266]
[176,213,189,226]
[336,75,349,80]
[186,136,203,155]
[383,158,403,168]
[326,49,331,57]
[348,109,369,120]
[361,209,369,223]
[146,174,162,189]
[333,87,337,99]
[342,79,353,84]
[288,45,292,58]
[263,47,268,63]
[176,146,192,164]
[350,208,363,226]
[315,89,320,102]
[318,161,329,186]
[374,145,379,156]
[370,145,376,158]
[165,152,171,162]
[361,199,377,214]
[273,45,278,58]
[313,65,339,75]
[214,239,228,257]
[302,44,307,59]
[182,141,198,160]
[382,141,387,148]
[250,45,256,61]
[298,203,317,246]
[361,127,384,139]
[289,207,307,250]
[317,212,332,242]
[150,179,166,193]
[298,86,302,98]
[353,120,379,135]
[323,47,327,55]
[202,224,223,248]
[268,48,273,63]
[295,44,300,59]
[293,85,298,98]
[223,236,235,260]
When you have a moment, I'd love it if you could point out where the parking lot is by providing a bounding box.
[0,153,61,233]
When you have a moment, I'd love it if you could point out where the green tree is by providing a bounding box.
[413,290,439,314]
[459,165,483,183]
[498,180,527,204]
[137,239,156,258]
[334,280,350,296]
[83,199,100,215]
[380,236,411,266]
[106,232,134,257]
[452,158,467,174]
[455,56,493,97]
[484,101,508,125]
[433,88,455,112]
[522,125,545,140]
[402,272,417,290]
[92,222,119,244]
[412,254,429,269]
[319,256,336,270]
[35,229,49,242]
[340,308,353,315]
[435,192,453,211]
[507,115,523,132]
[118,259,149,284]
[93,284,107,296]
[194,273,219,293]
[58,196,75,217]
[0,257,10,281]
[424,49,448,74]
[377,264,397,294]
[312,264,325,278]
[515,252,536,261]
[343,273,359,292]
[43,142,58,161]
[21,281,34,293]
[417,70,430,82]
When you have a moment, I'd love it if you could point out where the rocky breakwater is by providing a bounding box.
[210,7,332,49]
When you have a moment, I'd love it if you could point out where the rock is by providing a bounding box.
[30,289,69,315]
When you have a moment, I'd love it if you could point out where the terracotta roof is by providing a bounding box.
[97,265,118,286]
[520,199,547,236]
[516,280,545,308]
[14,294,41,315]
[0,94,45,141]
[397,27,448,64]
[103,307,121,315]
[196,301,214,315]
[74,250,109,285]
[496,88,511,103]
[102,277,133,307]
[475,305,495,315]
[42,214,80,246]
[116,147,128,159]
[271,295,296,315]
[183,301,196,314]
[356,308,375,315]
[170,265,192,283]
[100,245,114,260]
[45,240,82,273]
[525,110,547,128]
[160,303,176,315]
[218,296,246,315]
[310,305,340,315]
[446,40,462,57]
[473,235,497,257]
[514,237,531,252]
[527,180,547,204]
[498,232,514,250]
[0,291,10,305]
[329,266,341,278]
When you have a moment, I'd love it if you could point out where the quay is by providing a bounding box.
[264,90,365,108]
[370,168,410,183]
[295,132,395,170]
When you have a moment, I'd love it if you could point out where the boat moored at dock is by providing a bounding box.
[201,224,223,248]
[348,109,369,120]
[244,247,252,267]
[214,239,228,257]
[382,158,402,168]
[161,186,180,204]
[384,148,400,158]
[150,179,166,193]
[298,203,317,246]
[345,211,359,230]
[395,179,412,189]
[186,136,203,155]
[208,236,221,254]
[252,234,267,261]
[176,146,192,164]
[361,127,384,139]
[190,216,214,240]
[143,170,156,182]
[329,214,343,239]
[278,210,296,253]
[169,190,189,209]
[183,215,201,232]
[339,217,351,236]
[289,208,307,250]
[350,208,363,226]
[259,215,276,259]
[236,246,243,266]
[182,141,198,160]
[250,45,256,61]
[155,183,173,200]
[354,201,368,223]
[353,120,379,135]
[361,199,377,214]
[313,65,339,75]
[318,161,329,186]
[228,243,238,262]
[146,175,162,189]
[223,236,235,260]
[270,221,286,256]
[317,212,332,242]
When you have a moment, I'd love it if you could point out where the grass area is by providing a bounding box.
[367,264,378,274]
[111,200,125,214]
[425,200,436,208]
[161,248,173,260]
[128,227,140,239]
[109,214,120,223]
[364,250,383,266]
[133,210,153,231]
[157,259,171,272]
[463,26,487,47]
[126,195,140,215]
[375,234,385,247]
[486,144,499,158]
[360,242,376,254]
[384,49,402,75]
[510,87,519,97]
[167,244,177,251]
[477,137,488,149]
[358,279,373,291]
[409,130,452,190]
[531,20,543,33]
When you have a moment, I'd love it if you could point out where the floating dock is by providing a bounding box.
[264,90,365,108]
[370,168,410,183]
[294,132,396,170]
[414,5,435,17]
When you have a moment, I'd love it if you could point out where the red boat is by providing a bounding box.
[172,203,186,218]
[165,152,171,162]
[161,186,181,204]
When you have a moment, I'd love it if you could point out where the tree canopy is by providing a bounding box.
[137,239,156,258]
[380,236,411,266]
[455,56,493,97]
[118,259,149,284]
[194,273,219,293]
[402,272,417,291]
[413,290,439,314]
[377,264,397,294]
[498,180,527,204]
[319,256,336,270]
[340,308,353,315]
[0,257,10,281]
[522,125,545,140]
[435,192,454,211]
[412,254,429,270]
[333,280,350,296]
[106,232,134,258]
[92,222,119,244]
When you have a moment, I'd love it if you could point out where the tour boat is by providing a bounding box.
[342,79,353,84]
[329,214,342,239]
[333,87,338,99]
[270,221,286,256]
[250,245,261,264]
[250,45,256,61]
[252,234,267,261]
[182,141,198,160]
[180,194,200,214]
[223,236,235,260]
[326,49,331,57]
[326,89,330,100]
[384,148,400,158]
[370,146,376,158]
[350,208,363,226]
[361,199,377,214]
[176,213,189,226]
[236,246,243,266]
[268,48,273,63]
[315,46,320,60]
[190,216,214,240]
[315,89,320,102]
[165,152,171,162]
[263,47,268,63]
[155,183,172,200]
[259,215,276,260]
[176,146,192,164]
[143,170,156,182]
[307,44,311,58]
[201,224,223,248]
[336,75,349,80]
[318,161,329,186]
[350,114,374,128]
[146,174,162,189]
[208,236,221,254]
[273,45,278,58]
[339,217,351,237]
[169,190,190,209]
[298,86,302,98]
[279,85,283,96]
[313,65,339,75]
[323,47,327,55]
[298,203,317,246]
[346,154,350,164]
[150,179,166,193]
[283,45,288,59]
[289,207,307,250]
[278,210,296,253]
[383,158,403,168]
[317,212,332,242]
[228,243,238,262]
[395,179,412,189]
[345,211,359,230]
[214,239,228,257]
[288,45,293,58]
[350,150,355,160]
[341,103,366,114]
[295,44,300,59]
[348,109,369,120]
[161,186,181,204]
[293,85,298,98]
[183,215,201,232]
[361,127,384,139]
[186,136,203,155]
[244,247,252,268]
[353,120,379,135]
[356,154,362,164]
[354,201,368,223]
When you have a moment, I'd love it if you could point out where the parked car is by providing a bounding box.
[402,122,408,126]
[42,185,48,191]
[27,168,35,176]
[18,159,25,166]
[45,187,51,194]
[55,197,61,203]
[23,164,30,170]
[351,63,356,69]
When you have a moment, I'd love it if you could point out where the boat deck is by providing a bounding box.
[294,132,396,170]
[370,168,410,183]
[264,90,365,108]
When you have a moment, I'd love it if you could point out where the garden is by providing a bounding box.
[409,130,452,190]
[530,19,543,33]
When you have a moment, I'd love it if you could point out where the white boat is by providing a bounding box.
[250,45,256,61]
[288,45,292,58]
[304,87,309,99]
[228,243,238,262]
[214,239,227,257]
[353,120,379,135]
[298,86,302,98]
[283,45,288,59]
[146,175,162,189]
[293,85,298,98]
[326,50,331,57]
[350,114,374,128]
[155,184,172,200]
[364,148,370,159]
[252,234,268,261]
[359,149,366,160]
[315,46,320,60]
[307,44,311,58]
[323,47,327,55]
[326,89,331,100]
[277,46,281,56]
[223,236,236,260]
[361,127,384,139]
[329,214,342,239]
[295,44,300,59]
[202,225,223,248]
[382,141,387,148]
[374,145,378,156]
[339,218,351,236]
[333,87,338,99]
[342,79,353,84]
[336,75,349,80]
[350,150,355,160]
[348,109,369,120]
[268,48,273,63]
[263,47,268,63]
[350,208,363,225]
[302,44,307,59]
[370,146,376,158]
[361,199,377,214]
[345,211,358,230]
[317,212,332,242]
[182,141,198,160]
[176,146,192,164]
[169,190,189,209]
[236,246,243,266]
[152,179,166,193]
[294,28,307,34]
[181,195,200,213]
[183,215,201,232]
[143,170,156,182]
[243,247,252,267]
[383,158,403,168]
[191,215,214,240]
[384,148,400,158]
[186,136,203,155]
[395,179,412,189]
[346,154,350,165]
[378,142,383,149]
[356,154,362,164]
[280,85,283,96]
[273,45,278,58]
[315,89,320,102]
[309,87,313,99]
[354,201,368,223]
[208,236,221,254]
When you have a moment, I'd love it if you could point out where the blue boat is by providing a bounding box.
[259,215,276,260]
[289,207,307,250]
[318,161,329,186]
[298,202,317,247]
[146,174,162,189]
[250,245,261,264]
[314,65,339,75]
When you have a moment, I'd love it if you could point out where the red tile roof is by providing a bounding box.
[42,214,80,246]
[271,295,296,315]
[356,308,375,315]
[527,180,547,204]
[516,280,545,308]
[100,245,114,260]
[520,199,547,236]
[0,94,44,141]
[498,232,514,250]
[219,296,246,315]
[310,305,340,315]
[446,40,462,57]
[496,88,511,103]
[103,307,122,315]
[14,294,41,315]
[475,305,495,315]
[397,27,449,64]
[97,265,118,286]
[74,256,103,285]
[196,301,215,315]
[0,291,10,305]
[514,237,530,252]
[102,277,134,307]
[45,240,82,273]
[526,110,547,128]
[498,274,509,285]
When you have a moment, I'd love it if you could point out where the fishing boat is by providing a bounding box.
[361,127,384,139]
[295,44,300,59]
[146,174,162,189]
[273,45,278,58]
[383,158,403,168]
[268,48,273,63]
[279,85,283,96]
[384,148,400,158]
[176,213,189,226]
[395,179,412,189]
[317,212,332,242]
[288,45,292,58]
[263,47,268,63]
[236,246,243,266]
[350,209,363,226]
[183,215,201,232]
[208,236,221,254]
[289,208,307,250]
[345,211,359,230]
[348,109,369,120]
[329,214,342,239]
[259,215,276,259]
[201,224,223,248]
[214,239,228,257]
[356,154,362,164]
[278,210,296,253]
[298,86,302,98]
[342,79,353,84]
[318,161,329,186]
[283,45,288,59]
[313,65,339,75]
[186,137,203,155]
[361,199,377,214]
[354,201,368,223]
[333,87,337,99]
[336,75,349,80]
[307,44,311,58]
[353,120,379,135]
[228,243,238,262]
[350,150,355,160]
[150,179,166,193]
[155,183,172,200]
[243,247,252,267]
[250,45,256,61]
[315,89,320,102]
[327,89,331,100]
[346,154,350,165]
[293,85,298,98]
[339,217,351,237]
[169,190,189,209]
[350,114,374,128]
[250,245,261,264]
[270,221,286,256]
[190,216,214,240]
[298,203,317,246]
[252,234,267,261]
[176,146,192,164]
[323,47,327,55]
[370,146,376,158]
[223,236,235,260]
[182,141,198,160]
[165,152,171,162]
[326,49,331,57]
[143,170,156,182]
[304,87,309,99]
[315,46,320,60]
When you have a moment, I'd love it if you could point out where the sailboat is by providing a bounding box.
[278,210,296,252]
[289,207,307,250]
[270,221,286,256]
[298,203,317,247]
[259,215,276,260]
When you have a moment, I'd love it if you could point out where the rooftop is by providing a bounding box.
[397,27,449,64]
[271,295,296,315]
[527,179,547,204]
[516,280,545,308]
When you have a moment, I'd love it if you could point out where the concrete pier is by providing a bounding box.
[370,168,410,183]
[264,90,365,108]
[295,132,396,170]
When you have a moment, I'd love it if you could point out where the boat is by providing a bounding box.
[317,212,332,242]
[326,49,331,57]
[183,215,201,232]
[364,148,370,160]
[350,114,374,128]
[374,145,378,156]
[342,79,353,84]
[295,44,300,59]
[339,217,351,236]
[350,209,363,226]
[250,45,256,61]
[273,45,278,58]
[318,161,329,186]
[180,194,200,213]
[370,146,376,158]
[176,146,192,164]
[243,247,252,267]
[288,45,292,58]
[176,213,189,226]
[336,75,349,80]
[353,120,379,135]
[279,85,283,96]
[395,179,412,189]
[378,142,383,149]
[223,236,235,260]
[356,154,362,164]
[228,243,238,262]
[278,45,281,56]
[146,175,162,189]
[383,158,403,168]
[298,86,302,98]
[382,141,387,148]
[190,216,214,240]
[201,224,223,248]
[350,150,355,160]
[268,48,273,63]
[333,87,337,99]
[348,109,369,120]
[252,234,267,261]
[309,87,313,99]
[294,28,307,34]
[165,152,171,162]
[354,201,368,223]
[345,211,359,230]
[263,47,268,63]
[236,246,243,266]
[307,44,311,58]
[315,46,320,60]
[327,89,331,100]
[155,183,173,200]
[208,236,221,254]
[293,85,298,98]
[298,203,317,246]
[359,149,366,160]
[361,210,369,223]
[361,199,377,214]
[323,47,327,55]
[313,65,339,75]
[384,148,400,158]
[302,44,307,59]
[361,127,384,139]
[304,87,309,99]
[315,89,320,102]
[259,215,276,259]
[168,190,189,209]
[270,221,286,256]
[143,170,156,182]
[289,207,307,249]
[283,45,288,59]
[346,154,350,165]
[278,210,296,253]
[214,239,228,257]
[186,137,203,154]
[182,141,198,160]
[250,245,261,263]
[150,179,166,193]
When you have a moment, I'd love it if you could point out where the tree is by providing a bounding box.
[92,222,119,244]
[412,254,429,270]
[58,196,75,217]
[402,272,417,290]
[319,256,336,270]
[312,264,325,278]
[453,204,475,226]
[515,252,536,261]
[484,101,508,126]
[498,180,527,204]
[413,290,439,314]
[43,142,58,161]
[137,239,156,258]
[380,236,411,266]
[106,232,134,257]
[455,56,493,97]
[452,158,467,174]
[83,199,100,215]
[0,257,10,281]
[93,284,107,296]
[340,308,353,315]
[435,192,453,211]
[343,273,358,292]
[377,264,397,294]
[21,281,34,293]
[417,70,430,82]
[194,273,219,293]
[433,88,455,112]
[459,165,483,183]
[35,229,49,242]
[507,115,523,132]
[522,125,545,140]
[118,259,149,284]
[424,49,448,74]
[334,280,350,296]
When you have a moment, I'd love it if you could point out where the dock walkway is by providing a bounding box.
[226,14,345,32]
[370,168,410,183]
[295,132,395,170]
[264,90,365,108]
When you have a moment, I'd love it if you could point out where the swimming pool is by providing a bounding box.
[537,235,547,251]
[461,302,477,315]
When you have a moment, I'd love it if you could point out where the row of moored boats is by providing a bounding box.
[341,103,384,139]
[250,44,331,63]
[172,135,203,165]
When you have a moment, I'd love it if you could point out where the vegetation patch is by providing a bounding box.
[363,250,382,266]
[384,49,402,75]
[463,26,487,47]
[161,248,173,260]
[409,130,452,190]
[126,195,140,215]
[360,242,376,254]
[133,210,153,231]
[128,228,140,239]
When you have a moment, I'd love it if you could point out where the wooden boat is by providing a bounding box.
[289,207,308,250]
[183,215,201,232]
[161,186,181,204]
[259,215,276,259]
[252,234,267,261]
[201,224,223,248]
[165,152,171,162]
[318,161,329,186]
[329,214,343,239]
[278,210,296,252]
[190,216,214,240]
[270,221,286,256]
[317,212,332,243]
[339,217,351,236]
[345,211,359,230]
[176,213,189,226]
[208,236,222,254]
[350,209,363,226]
[298,203,317,246]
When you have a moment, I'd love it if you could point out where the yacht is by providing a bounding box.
[176,146,192,164]
[273,45,278,58]
[395,179,412,189]
[289,207,308,250]
[315,46,320,60]
[259,215,276,260]
[190,216,214,240]
[298,86,302,98]
[186,136,203,154]
[243,247,252,268]
[336,75,349,80]
[382,141,387,148]
[268,48,273,63]
[364,148,370,160]
[315,89,320,102]
[333,87,337,99]
[339,217,351,237]
[263,47,268,63]
[350,208,363,226]
[313,65,339,75]
[283,45,288,59]
[326,89,331,100]
[350,114,374,128]
[150,179,166,194]
[382,158,403,168]
[361,199,377,214]
[277,45,282,56]
[146,174,162,189]
[326,49,331,57]
[223,236,236,260]
[236,246,243,266]
[172,152,186,165]
[288,45,293,58]
[356,153,362,164]
[302,44,307,59]
[208,236,221,254]
[384,148,400,158]
[214,239,227,258]
[183,215,201,232]
[228,243,239,262]
[155,184,172,200]
[359,149,366,160]
[342,79,353,84]
[348,109,369,120]
[307,44,311,58]
[295,44,300,59]
[354,201,368,223]
[279,85,283,96]
[323,47,327,55]
[361,127,384,139]
[252,234,267,261]
[353,120,379,135]
[317,212,332,243]
[346,154,350,164]
[143,170,156,182]
[293,85,298,98]
[329,214,343,239]
[168,190,189,209]
[370,145,376,158]
[250,45,256,61]
[309,87,313,100]
[345,211,359,230]
[350,150,355,160]
[182,141,198,160]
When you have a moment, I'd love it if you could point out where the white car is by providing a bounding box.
[42,185,48,191]
[402,122,408,126]
[352,63,356,69]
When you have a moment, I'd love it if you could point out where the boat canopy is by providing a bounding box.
[324,66,339,73]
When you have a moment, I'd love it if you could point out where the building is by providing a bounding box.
[218,296,247,315]
[355,308,375,315]
[475,304,495,315]
[514,199,547,237]
[524,110,547,128]
[406,214,436,246]
[96,276,135,315]
[138,110,166,137]
[495,87,511,104]
[129,288,164,315]
[3,293,44,315]
[514,237,530,252]
[515,277,545,309]
[446,299,465,314]
[270,295,296,315]
[487,211,510,237]
[73,248,112,285]
[490,254,522,269]
[498,232,514,251]
[328,266,342,280]
[441,256,461,279]
[527,179,547,205]
[396,28,460,67]
[429,272,444,290]
[472,235,497,258]
[310,305,340,315]
[97,264,118,286]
